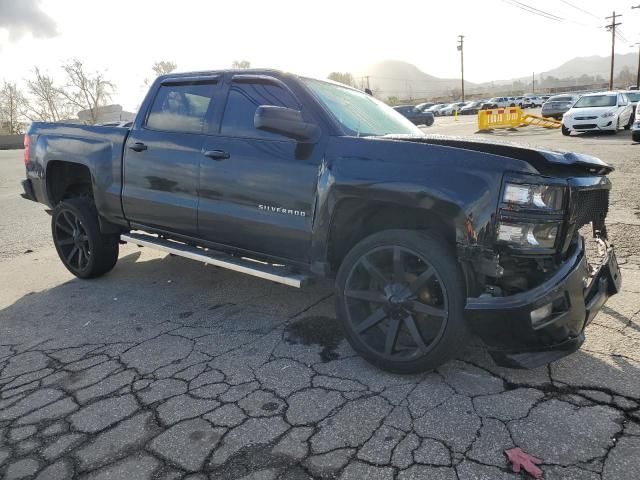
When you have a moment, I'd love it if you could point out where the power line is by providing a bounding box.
[500,0,600,28]
[500,0,562,22]
[558,0,600,19]
[510,0,564,21]
[615,29,629,43]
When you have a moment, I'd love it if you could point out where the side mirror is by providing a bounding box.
[254,106,320,142]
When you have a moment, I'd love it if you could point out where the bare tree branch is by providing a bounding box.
[0,81,28,133]
[23,67,69,122]
[59,59,114,124]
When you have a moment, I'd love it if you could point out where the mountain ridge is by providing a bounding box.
[357,53,638,99]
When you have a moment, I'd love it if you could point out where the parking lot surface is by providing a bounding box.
[1,121,640,479]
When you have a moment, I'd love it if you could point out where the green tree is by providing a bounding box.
[327,72,355,87]
[232,60,251,69]
[144,60,178,86]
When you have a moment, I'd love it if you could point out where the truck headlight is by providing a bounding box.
[497,222,559,249]
[503,183,564,211]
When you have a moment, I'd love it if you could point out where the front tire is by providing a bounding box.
[561,125,571,136]
[52,197,119,279]
[335,230,467,374]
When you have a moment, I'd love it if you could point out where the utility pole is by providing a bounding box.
[605,11,622,90]
[532,72,535,93]
[457,35,465,101]
[635,43,640,89]
[633,5,640,89]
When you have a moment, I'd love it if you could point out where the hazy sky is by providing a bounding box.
[1,0,639,110]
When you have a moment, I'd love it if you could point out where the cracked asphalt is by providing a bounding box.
[1,122,639,480]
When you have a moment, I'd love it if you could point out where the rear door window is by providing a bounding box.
[146,82,217,134]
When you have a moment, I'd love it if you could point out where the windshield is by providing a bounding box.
[551,96,574,102]
[303,78,423,136]
[573,95,617,108]
[627,92,640,102]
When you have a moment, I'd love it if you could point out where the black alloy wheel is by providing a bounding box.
[54,209,91,272]
[51,197,119,279]
[336,230,466,373]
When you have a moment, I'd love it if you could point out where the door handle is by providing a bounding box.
[129,142,147,152]
[203,150,230,160]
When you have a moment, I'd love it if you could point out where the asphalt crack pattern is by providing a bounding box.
[1,260,639,480]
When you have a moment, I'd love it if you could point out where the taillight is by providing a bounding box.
[23,135,30,166]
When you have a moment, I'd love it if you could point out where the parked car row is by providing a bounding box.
[389,87,639,139]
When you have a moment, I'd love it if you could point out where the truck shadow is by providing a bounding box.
[0,250,638,400]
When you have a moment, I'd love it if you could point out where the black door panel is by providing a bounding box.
[198,136,317,260]
[197,76,320,261]
[123,80,219,235]
[123,130,203,235]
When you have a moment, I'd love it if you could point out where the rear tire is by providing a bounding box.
[335,230,467,374]
[426,117,434,127]
[52,197,119,279]
[624,115,632,130]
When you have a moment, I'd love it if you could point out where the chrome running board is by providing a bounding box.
[120,232,310,288]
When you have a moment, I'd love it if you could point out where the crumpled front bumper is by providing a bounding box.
[465,237,622,369]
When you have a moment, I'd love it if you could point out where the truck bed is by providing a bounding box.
[26,122,130,224]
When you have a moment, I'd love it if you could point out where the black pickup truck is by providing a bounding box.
[21,69,621,373]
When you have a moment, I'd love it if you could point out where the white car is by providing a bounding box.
[562,92,634,136]
[439,102,467,116]
[632,104,640,142]
[522,96,543,108]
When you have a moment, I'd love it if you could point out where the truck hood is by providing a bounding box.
[380,134,613,175]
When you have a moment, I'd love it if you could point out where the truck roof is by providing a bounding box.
[156,68,290,81]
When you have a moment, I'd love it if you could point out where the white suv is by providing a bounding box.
[562,92,634,135]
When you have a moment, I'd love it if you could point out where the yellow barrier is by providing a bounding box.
[521,114,562,129]
[477,107,524,131]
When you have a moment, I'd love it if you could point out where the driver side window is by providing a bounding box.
[221,80,299,140]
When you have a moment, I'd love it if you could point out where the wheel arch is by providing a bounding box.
[46,160,121,234]
[326,197,459,275]
[46,160,94,205]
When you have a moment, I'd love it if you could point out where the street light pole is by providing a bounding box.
[457,35,465,101]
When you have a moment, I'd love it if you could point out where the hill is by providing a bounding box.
[357,60,473,100]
